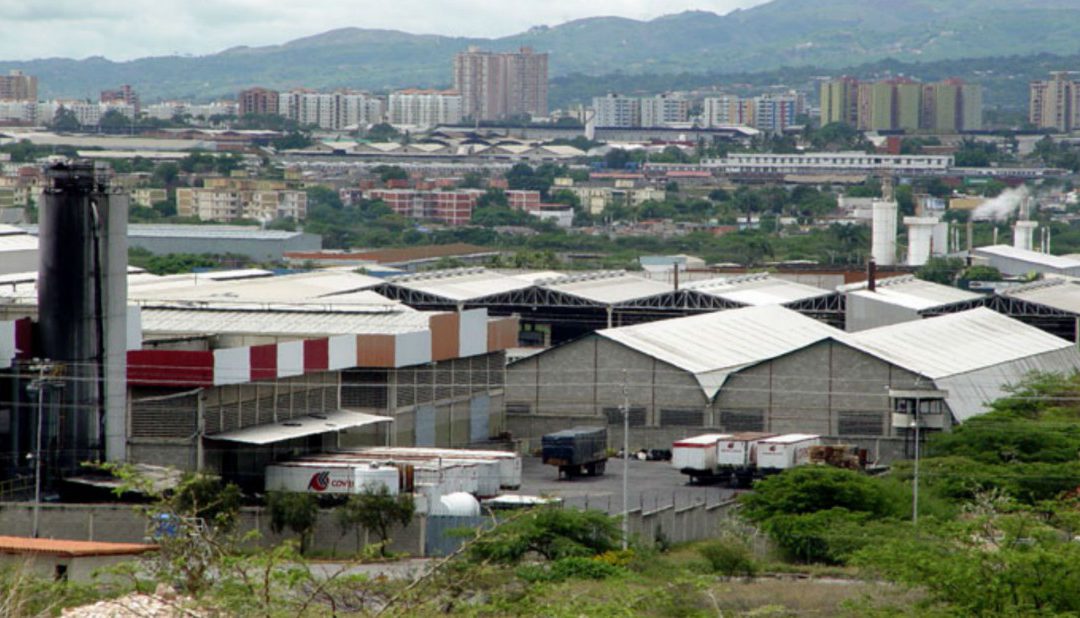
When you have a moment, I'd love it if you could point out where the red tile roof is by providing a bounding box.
[0,536,158,558]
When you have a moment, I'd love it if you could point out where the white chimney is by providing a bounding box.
[1014,220,1038,251]
[871,199,898,266]
[904,216,938,266]
[932,220,949,257]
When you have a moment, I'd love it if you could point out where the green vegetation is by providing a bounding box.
[267,491,320,554]
[336,485,416,556]
[127,247,255,275]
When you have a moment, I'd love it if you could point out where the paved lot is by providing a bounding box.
[508,456,738,514]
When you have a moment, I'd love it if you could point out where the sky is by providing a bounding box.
[0,0,770,61]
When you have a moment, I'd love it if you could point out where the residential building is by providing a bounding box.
[176,187,308,222]
[593,94,688,128]
[367,189,486,226]
[144,101,238,122]
[823,77,982,132]
[388,90,463,127]
[279,90,384,131]
[238,87,280,117]
[751,93,799,133]
[131,188,167,209]
[100,85,140,115]
[453,47,548,121]
[640,95,690,127]
[701,95,744,127]
[1029,71,1080,132]
[819,77,861,126]
[0,70,37,101]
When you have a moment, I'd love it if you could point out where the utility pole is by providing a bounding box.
[621,368,629,550]
[912,395,921,526]
[27,359,54,539]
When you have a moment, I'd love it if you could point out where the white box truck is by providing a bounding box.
[671,434,731,484]
[755,434,822,474]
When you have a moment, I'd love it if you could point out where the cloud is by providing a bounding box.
[0,0,768,60]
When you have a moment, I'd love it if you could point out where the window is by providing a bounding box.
[660,409,704,427]
[603,407,646,427]
[719,409,764,432]
[506,403,531,415]
[838,411,884,436]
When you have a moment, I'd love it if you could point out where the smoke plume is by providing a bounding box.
[971,186,1030,221]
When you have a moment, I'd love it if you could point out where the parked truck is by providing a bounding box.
[672,433,731,484]
[716,432,777,487]
[542,426,608,479]
[755,434,822,474]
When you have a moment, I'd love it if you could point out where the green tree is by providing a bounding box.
[366,123,401,142]
[335,484,415,555]
[306,185,344,210]
[916,256,965,285]
[51,106,81,132]
[467,507,621,564]
[98,109,132,134]
[267,491,320,555]
[373,164,408,183]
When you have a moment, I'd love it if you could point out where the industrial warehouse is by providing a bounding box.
[504,305,1080,459]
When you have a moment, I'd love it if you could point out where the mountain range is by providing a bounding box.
[4,0,1080,103]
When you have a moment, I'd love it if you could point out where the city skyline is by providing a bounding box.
[0,0,768,61]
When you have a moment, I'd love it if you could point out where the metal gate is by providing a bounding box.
[425,515,491,557]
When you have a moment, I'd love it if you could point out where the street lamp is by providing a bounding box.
[889,387,947,527]
[620,369,630,550]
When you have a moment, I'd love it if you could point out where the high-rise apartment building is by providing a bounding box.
[1029,71,1080,132]
[823,77,981,132]
[238,87,280,117]
[388,90,463,127]
[640,95,690,127]
[0,70,37,101]
[278,90,383,130]
[593,94,689,128]
[701,93,801,132]
[453,47,548,121]
[101,85,140,115]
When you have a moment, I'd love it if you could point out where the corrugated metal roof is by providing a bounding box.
[973,245,1080,270]
[844,308,1072,379]
[841,275,982,311]
[937,346,1080,421]
[140,307,433,337]
[999,277,1080,314]
[387,268,532,301]
[684,274,832,306]
[131,270,385,305]
[599,305,841,397]
[206,410,391,445]
[541,271,672,305]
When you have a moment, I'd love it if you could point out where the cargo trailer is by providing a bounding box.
[755,434,822,473]
[671,433,731,484]
[541,426,608,479]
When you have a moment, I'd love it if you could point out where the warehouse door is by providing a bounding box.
[415,404,436,446]
[469,395,491,443]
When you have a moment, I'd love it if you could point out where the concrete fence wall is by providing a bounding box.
[626,498,739,548]
[0,502,426,558]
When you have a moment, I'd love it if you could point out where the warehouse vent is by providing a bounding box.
[505,403,531,415]
[719,409,765,432]
[131,391,198,438]
[838,411,885,436]
[660,409,704,427]
[604,407,646,427]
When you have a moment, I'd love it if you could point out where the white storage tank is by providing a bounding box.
[904,217,938,266]
[431,492,481,517]
[871,200,898,266]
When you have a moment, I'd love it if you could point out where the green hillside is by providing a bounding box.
[3,0,1080,102]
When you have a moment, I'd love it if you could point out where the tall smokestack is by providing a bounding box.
[38,162,128,470]
[867,260,877,292]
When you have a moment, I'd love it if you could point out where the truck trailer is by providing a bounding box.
[671,433,731,484]
[541,426,608,479]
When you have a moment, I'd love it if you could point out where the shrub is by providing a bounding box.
[763,508,910,565]
[516,556,623,583]
[468,507,621,564]
[740,466,901,523]
[698,538,758,578]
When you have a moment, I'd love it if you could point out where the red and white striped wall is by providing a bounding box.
[128,310,520,388]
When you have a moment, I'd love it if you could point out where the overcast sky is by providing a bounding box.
[0,0,770,61]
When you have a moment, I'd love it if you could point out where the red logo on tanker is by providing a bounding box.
[308,471,331,492]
